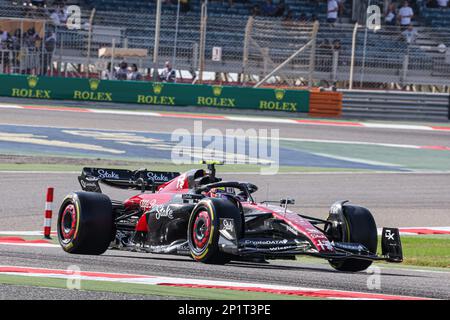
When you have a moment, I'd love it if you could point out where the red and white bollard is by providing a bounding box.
[43,187,54,239]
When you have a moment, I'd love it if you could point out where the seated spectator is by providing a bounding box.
[273,0,286,17]
[102,62,117,80]
[398,1,414,28]
[50,9,61,26]
[116,61,129,80]
[251,5,261,16]
[402,24,419,44]
[426,0,438,7]
[299,13,308,24]
[159,61,176,83]
[327,0,339,24]
[437,0,449,7]
[128,64,143,81]
[180,0,190,13]
[282,10,295,27]
[261,0,276,16]
[385,3,397,25]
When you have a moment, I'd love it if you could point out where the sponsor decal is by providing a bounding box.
[140,199,157,211]
[196,85,236,108]
[155,205,174,220]
[385,229,395,241]
[28,75,39,88]
[137,82,176,105]
[244,239,289,246]
[330,204,341,215]
[176,174,187,190]
[275,89,285,101]
[284,224,299,236]
[73,79,113,101]
[146,172,171,183]
[97,169,120,179]
[221,219,235,232]
[79,179,98,189]
[259,89,297,112]
[316,239,334,251]
[11,76,52,99]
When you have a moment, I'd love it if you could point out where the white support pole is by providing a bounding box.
[153,0,162,80]
[86,8,96,78]
[253,39,313,88]
[172,0,181,67]
[349,23,359,90]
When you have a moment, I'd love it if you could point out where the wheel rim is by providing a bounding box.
[192,210,211,251]
[60,204,77,243]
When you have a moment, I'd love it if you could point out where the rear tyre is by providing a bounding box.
[326,204,377,272]
[188,198,242,264]
[57,192,114,255]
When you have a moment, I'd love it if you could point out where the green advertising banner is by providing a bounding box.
[0,74,310,113]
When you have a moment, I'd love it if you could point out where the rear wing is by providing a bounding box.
[78,168,180,193]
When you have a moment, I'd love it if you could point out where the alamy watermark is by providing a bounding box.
[366,265,381,290]
[66,265,81,290]
[171,121,280,175]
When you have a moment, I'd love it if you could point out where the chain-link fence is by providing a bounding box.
[0,2,449,90]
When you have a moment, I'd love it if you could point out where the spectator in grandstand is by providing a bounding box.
[42,27,56,75]
[398,1,414,28]
[50,9,62,26]
[116,61,129,80]
[251,4,261,16]
[327,0,339,24]
[311,13,319,22]
[128,64,143,81]
[437,0,449,7]
[180,0,191,13]
[332,39,342,52]
[299,13,308,24]
[317,39,333,72]
[402,24,419,44]
[385,2,397,25]
[261,0,277,16]
[273,0,286,17]
[102,62,117,80]
[282,10,295,28]
[160,61,176,83]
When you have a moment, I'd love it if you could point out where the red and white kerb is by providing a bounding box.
[43,187,54,239]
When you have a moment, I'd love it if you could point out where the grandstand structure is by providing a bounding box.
[0,0,449,91]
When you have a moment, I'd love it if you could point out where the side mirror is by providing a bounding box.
[280,198,295,206]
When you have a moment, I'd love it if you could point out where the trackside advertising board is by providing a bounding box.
[0,74,310,113]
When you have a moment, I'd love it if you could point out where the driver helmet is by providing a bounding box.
[205,187,235,199]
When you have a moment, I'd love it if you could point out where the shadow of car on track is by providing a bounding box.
[104,254,427,278]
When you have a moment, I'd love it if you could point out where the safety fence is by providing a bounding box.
[0,3,450,90]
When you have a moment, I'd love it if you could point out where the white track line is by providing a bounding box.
[1,103,449,133]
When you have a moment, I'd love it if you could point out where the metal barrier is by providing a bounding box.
[341,89,450,121]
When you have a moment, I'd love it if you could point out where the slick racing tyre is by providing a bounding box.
[188,198,242,264]
[57,192,113,255]
[326,204,377,272]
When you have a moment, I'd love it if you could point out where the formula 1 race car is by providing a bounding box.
[57,162,403,272]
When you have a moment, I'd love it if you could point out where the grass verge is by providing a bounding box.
[393,235,450,268]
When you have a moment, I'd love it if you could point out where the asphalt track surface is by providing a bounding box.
[0,102,449,299]
[0,242,449,299]
[1,106,450,148]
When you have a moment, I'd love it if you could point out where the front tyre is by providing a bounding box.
[326,204,377,272]
[57,192,113,255]
[188,198,242,264]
